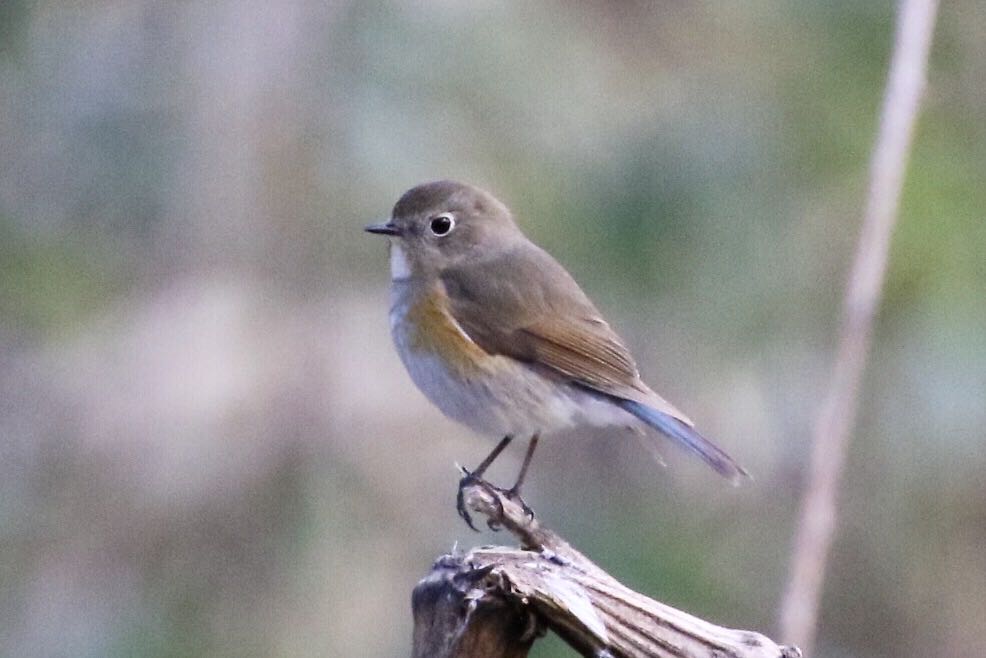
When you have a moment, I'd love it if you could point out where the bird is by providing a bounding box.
[366,180,747,528]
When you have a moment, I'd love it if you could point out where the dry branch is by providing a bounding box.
[778,0,939,652]
[412,483,802,658]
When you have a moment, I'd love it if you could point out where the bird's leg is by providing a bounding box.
[457,435,512,531]
[503,433,539,520]
[468,435,513,479]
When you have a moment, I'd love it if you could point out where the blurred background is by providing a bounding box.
[1,1,984,656]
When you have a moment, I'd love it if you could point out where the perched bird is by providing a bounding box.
[366,180,746,527]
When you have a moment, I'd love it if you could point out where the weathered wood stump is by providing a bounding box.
[411,482,802,658]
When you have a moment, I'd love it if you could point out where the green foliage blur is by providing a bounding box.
[1,2,984,657]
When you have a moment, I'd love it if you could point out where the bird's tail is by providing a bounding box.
[618,399,749,484]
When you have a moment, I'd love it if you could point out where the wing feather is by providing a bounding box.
[441,242,690,423]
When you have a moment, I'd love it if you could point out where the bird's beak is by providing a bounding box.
[364,221,401,236]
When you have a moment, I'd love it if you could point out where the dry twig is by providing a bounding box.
[778,0,940,652]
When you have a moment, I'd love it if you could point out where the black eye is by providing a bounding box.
[429,213,455,236]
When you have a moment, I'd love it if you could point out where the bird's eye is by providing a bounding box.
[429,213,455,236]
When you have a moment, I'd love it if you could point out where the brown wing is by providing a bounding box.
[441,241,691,423]
[516,318,640,394]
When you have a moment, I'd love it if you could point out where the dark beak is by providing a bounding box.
[364,221,401,236]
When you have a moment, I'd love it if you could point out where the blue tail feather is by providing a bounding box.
[618,399,749,483]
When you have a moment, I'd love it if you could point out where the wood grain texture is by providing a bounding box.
[411,483,802,658]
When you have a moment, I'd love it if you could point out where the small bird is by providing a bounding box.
[366,180,746,527]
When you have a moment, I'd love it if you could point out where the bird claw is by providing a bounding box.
[501,486,536,522]
[456,471,505,532]
[456,472,479,531]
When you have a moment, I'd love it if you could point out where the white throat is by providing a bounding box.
[389,242,412,281]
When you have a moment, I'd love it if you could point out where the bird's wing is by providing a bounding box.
[441,242,692,424]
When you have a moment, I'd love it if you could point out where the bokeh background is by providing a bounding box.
[1,1,984,656]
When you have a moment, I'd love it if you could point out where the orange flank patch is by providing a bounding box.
[405,286,492,374]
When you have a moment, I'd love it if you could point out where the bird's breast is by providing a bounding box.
[389,282,492,376]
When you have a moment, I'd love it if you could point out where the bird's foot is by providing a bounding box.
[456,470,505,532]
[500,485,535,522]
